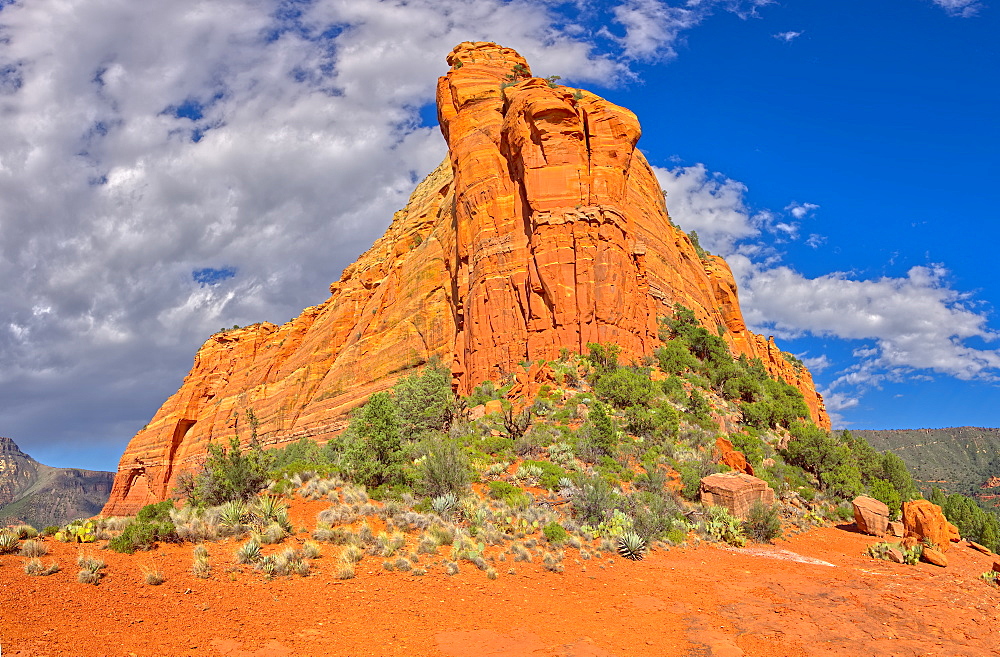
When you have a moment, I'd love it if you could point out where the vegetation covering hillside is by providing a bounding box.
[853,427,1000,501]
[6,307,998,585]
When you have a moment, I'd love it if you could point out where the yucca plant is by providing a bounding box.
[255,555,278,578]
[252,495,291,531]
[235,538,262,564]
[219,499,248,528]
[0,531,20,554]
[617,531,647,561]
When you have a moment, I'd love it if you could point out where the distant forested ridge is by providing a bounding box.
[853,427,1000,506]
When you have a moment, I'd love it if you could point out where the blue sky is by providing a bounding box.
[0,0,996,471]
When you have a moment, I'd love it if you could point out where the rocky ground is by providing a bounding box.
[1,497,998,657]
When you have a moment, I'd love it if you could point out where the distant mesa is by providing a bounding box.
[102,41,829,516]
[0,436,114,528]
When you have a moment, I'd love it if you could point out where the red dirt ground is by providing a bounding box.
[2,505,998,657]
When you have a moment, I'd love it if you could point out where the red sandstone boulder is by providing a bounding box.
[716,436,753,476]
[968,541,993,555]
[700,473,775,520]
[920,547,948,568]
[888,521,904,538]
[903,500,960,552]
[852,496,889,537]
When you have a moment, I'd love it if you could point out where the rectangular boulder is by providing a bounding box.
[699,472,775,520]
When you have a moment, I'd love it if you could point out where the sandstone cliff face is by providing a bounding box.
[103,41,828,516]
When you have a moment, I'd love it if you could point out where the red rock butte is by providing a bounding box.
[103,42,829,516]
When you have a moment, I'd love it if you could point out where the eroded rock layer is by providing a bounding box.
[103,42,828,515]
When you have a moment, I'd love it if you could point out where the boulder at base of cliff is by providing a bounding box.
[852,496,889,537]
[888,521,904,538]
[700,473,775,520]
[903,499,960,552]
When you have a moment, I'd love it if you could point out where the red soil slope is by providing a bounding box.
[1,509,997,657]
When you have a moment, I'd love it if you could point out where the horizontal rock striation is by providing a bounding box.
[103,42,828,516]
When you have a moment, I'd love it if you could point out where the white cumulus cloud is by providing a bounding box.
[931,0,983,17]
[654,161,1000,410]
[0,0,622,466]
[773,30,803,42]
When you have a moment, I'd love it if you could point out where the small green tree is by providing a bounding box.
[869,478,902,519]
[586,342,620,373]
[393,360,454,437]
[655,339,697,375]
[416,438,471,498]
[588,401,618,456]
[344,392,404,489]
[175,436,271,506]
[594,368,656,408]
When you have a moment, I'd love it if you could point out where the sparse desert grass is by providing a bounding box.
[336,561,355,579]
[312,524,354,544]
[302,541,322,559]
[542,551,564,573]
[376,532,405,558]
[416,532,439,555]
[511,543,531,562]
[273,548,310,577]
[192,545,211,579]
[341,544,363,564]
[77,552,105,585]
[428,524,454,546]
[24,558,59,576]
[19,540,47,558]
[141,565,165,585]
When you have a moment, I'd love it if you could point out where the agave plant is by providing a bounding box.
[617,531,647,561]
[431,492,458,517]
